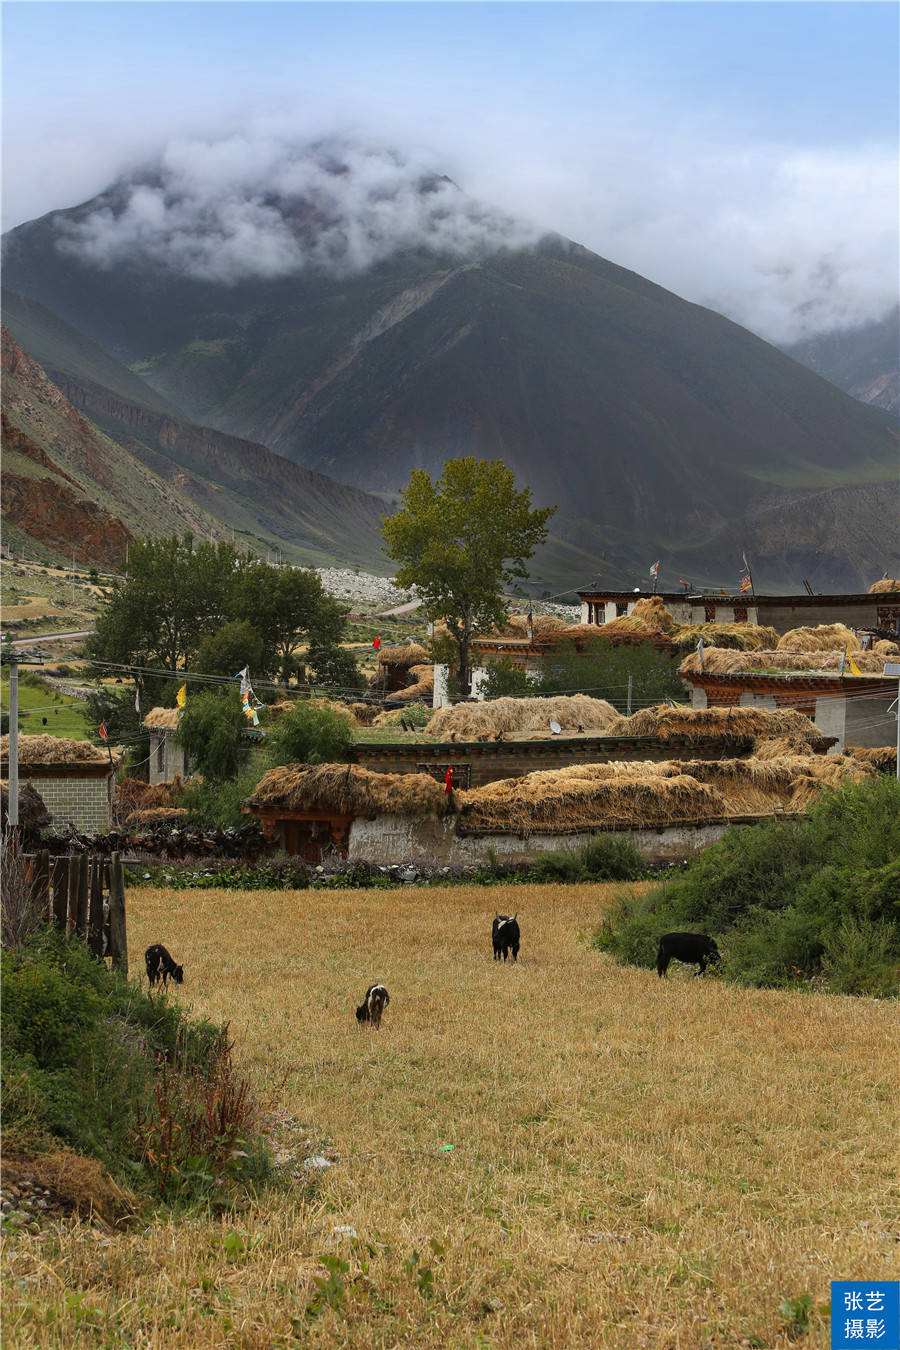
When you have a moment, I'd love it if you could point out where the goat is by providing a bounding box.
[492,913,520,962]
[656,932,720,978]
[144,943,184,989]
[356,984,390,1029]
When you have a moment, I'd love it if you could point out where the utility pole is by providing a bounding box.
[72,549,76,604]
[885,663,900,782]
[627,674,633,717]
[6,651,20,827]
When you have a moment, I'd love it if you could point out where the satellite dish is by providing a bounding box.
[550,720,562,735]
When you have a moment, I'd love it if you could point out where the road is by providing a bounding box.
[7,630,94,649]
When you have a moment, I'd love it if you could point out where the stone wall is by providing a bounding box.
[19,772,112,833]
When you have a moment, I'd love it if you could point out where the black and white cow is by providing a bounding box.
[492,914,520,963]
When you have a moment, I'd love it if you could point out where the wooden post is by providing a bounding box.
[51,857,69,931]
[88,857,105,958]
[75,854,90,937]
[108,852,128,976]
[34,850,51,921]
[66,857,81,937]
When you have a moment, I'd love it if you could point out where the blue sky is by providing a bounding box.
[2,2,898,341]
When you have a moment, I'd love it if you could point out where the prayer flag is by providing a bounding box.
[99,721,108,743]
[740,574,752,594]
[176,684,187,708]
[134,687,141,715]
[847,654,863,677]
[373,636,381,649]
[237,665,251,697]
[444,767,453,795]
[649,560,660,578]
[696,637,705,669]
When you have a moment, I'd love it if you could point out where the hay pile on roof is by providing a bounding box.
[456,751,873,834]
[377,642,429,668]
[389,664,435,704]
[777,623,859,652]
[874,639,900,657]
[672,622,780,652]
[678,647,889,677]
[497,614,570,640]
[627,596,678,633]
[265,698,360,727]
[604,704,826,750]
[0,734,120,766]
[246,763,452,817]
[143,707,181,731]
[117,774,186,817]
[1,781,52,832]
[847,746,898,774]
[429,694,618,742]
[869,578,900,593]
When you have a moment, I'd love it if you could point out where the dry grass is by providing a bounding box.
[142,707,181,731]
[0,733,116,765]
[776,623,860,652]
[377,642,430,668]
[678,647,891,677]
[3,883,897,1348]
[430,694,618,742]
[247,762,452,817]
[604,704,826,750]
[869,578,900,593]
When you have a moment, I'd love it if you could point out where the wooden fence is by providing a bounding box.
[24,850,128,974]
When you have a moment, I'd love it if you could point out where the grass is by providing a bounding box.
[1,674,92,740]
[2,882,898,1347]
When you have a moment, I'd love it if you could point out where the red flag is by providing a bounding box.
[99,721,108,743]
[373,636,381,649]
[444,767,453,795]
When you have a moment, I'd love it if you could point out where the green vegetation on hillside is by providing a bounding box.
[594,776,900,996]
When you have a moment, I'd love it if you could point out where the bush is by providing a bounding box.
[175,689,246,781]
[266,701,353,766]
[1,928,270,1203]
[531,835,648,884]
[180,765,265,829]
[592,777,900,995]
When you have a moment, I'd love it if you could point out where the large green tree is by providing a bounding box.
[231,562,347,683]
[381,459,555,695]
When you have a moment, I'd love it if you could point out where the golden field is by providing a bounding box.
[3,881,899,1348]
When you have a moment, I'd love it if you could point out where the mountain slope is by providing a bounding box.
[3,170,898,590]
[781,307,900,416]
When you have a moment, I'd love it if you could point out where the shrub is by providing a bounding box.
[266,701,353,766]
[175,689,246,781]
[593,777,900,995]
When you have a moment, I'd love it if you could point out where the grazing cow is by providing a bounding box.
[145,943,184,989]
[656,932,720,978]
[356,984,390,1029]
[492,913,520,963]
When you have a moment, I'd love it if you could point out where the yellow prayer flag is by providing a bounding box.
[847,654,863,677]
[176,684,187,707]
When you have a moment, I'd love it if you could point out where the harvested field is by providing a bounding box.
[430,694,618,742]
[4,883,896,1348]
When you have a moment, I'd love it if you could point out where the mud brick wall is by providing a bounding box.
[18,772,112,834]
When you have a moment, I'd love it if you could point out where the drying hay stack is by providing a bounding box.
[247,763,453,818]
[377,642,429,669]
[847,746,898,775]
[124,806,191,828]
[499,614,570,640]
[603,704,827,753]
[429,694,618,742]
[777,623,860,652]
[0,734,122,767]
[671,622,779,652]
[387,664,435,705]
[143,707,181,731]
[678,647,890,678]
[869,578,900,594]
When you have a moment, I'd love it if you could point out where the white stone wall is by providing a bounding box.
[349,813,732,867]
[433,664,450,709]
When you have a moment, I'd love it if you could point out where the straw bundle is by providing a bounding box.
[672,623,780,652]
[873,640,900,657]
[246,763,452,817]
[679,647,889,677]
[869,578,900,593]
[458,764,727,833]
[777,624,860,652]
[143,707,181,731]
[498,614,570,640]
[847,746,898,774]
[388,664,435,705]
[0,734,116,765]
[377,643,429,668]
[604,704,825,750]
[350,702,378,726]
[124,807,190,827]
[628,597,678,633]
[429,694,618,742]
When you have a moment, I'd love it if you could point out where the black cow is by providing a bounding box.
[356,984,390,1029]
[492,914,520,962]
[145,943,184,989]
[656,932,720,978]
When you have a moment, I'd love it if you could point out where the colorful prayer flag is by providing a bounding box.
[649,560,660,578]
[237,665,251,697]
[176,684,187,708]
[740,574,752,594]
[98,721,108,743]
[847,654,863,676]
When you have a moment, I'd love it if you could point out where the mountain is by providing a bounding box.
[3,156,898,591]
[1,307,392,571]
[780,308,900,417]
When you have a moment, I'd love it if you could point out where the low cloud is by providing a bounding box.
[56,134,541,285]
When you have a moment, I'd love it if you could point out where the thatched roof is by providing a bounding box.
[456,752,873,834]
[246,763,453,817]
[604,704,827,750]
[143,707,181,731]
[377,642,429,668]
[776,623,859,652]
[1,781,52,831]
[429,694,618,743]
[0,733,121,767]
[869,578,900,593]
[679,647,890,678]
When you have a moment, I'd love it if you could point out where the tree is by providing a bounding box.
[265,702,353,767]
[479,636,686,708]
[306,640,365,692]
[174,689,246,781]
[194,621,268,681]
[88,535,244,703]
[232,563,346,682]
[381,459,555,695]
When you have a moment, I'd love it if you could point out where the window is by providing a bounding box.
[418,763,471,789]
[733,606,748,622]
[877,606,900,634]
[616,602,628,617]
[704,604,717,623]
